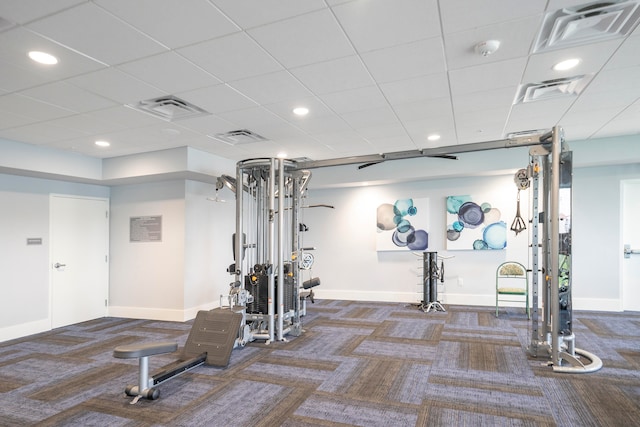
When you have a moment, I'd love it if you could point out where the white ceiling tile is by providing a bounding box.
[26,3,166,65]
[341,106,400,129]
[380,73,450,104]
[586,65,640,95]
[263,96,335,121]
[568,88,640,113]
[290,55,374,95]
[177,84,258,115]
[604,35,640,70]
[444,16,541,71]
[452,87,517,114]
[288,113,351,134]
[178,32,282,82]
[95,0,239,49]
[66,68,163,104]
[174,114,238,136]
[248,9,355,68]
[404,120,457,148]
[117,52,221,94]
[366,134,417,152]
[82,106,162,131]
[505,97,575,134]
[0,93,74,121]
[19,82,117,113]
[228,71,312,105]
[560,106,625,140]
[361,37,446,84]
[355,123,407,142]
[216,106,286,129]
[0,120,87,145]
[0,59,53,92]
[440,0,546,34]
[0,108,39,130]
[393,97,454,123]
[320,86,388,114]
[333,0,440,52]
[449,58,527,96]
[0,27,106,81]
[43,113,122,135]
[212,0,326,29]
[522,39,623,84]
[0,0,85,24]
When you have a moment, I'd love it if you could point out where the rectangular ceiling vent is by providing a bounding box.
[533,1,640,52]
[128,95,209,121]
[212,129,268,145]
[514,75,594,103]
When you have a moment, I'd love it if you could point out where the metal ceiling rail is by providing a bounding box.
[293,131,553,170]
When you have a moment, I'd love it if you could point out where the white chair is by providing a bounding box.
[496,261,529,318]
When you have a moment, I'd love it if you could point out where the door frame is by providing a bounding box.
[620,179,640,312]
[49,194,110,328]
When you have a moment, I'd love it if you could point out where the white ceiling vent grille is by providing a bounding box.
[533,1,640,52]
[128,95,209,121]
[514,75,594,103]
[212,129,268,145]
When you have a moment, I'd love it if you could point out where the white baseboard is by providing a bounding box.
[573,298,622,312]
[313,291,622,312]
[109,301,218,322]
[0,318,50,343]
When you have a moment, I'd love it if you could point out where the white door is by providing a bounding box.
[51,195,109,328]
[622,180,640,311]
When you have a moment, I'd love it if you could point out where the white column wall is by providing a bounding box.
[108,180,187,320]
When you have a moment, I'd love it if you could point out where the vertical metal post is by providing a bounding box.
[277,158,285,341]
[292,172,301,327]
[268,159,276,342]
[529,156,541,354]
[235,164,244,297]
[549,125,561,366]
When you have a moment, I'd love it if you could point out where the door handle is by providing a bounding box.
[624,245,640,258]
[54,263,66,269]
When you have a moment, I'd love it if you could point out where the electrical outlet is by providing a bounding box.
[457,277,463,287]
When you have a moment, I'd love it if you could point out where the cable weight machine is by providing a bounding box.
[524,126,602,372]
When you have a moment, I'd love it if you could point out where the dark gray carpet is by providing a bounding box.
[0,301,639,426]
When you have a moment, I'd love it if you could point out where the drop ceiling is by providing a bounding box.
[0,0,639,162]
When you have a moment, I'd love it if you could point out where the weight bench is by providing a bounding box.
[113,341,178,403]
[300,277,320,316]
[113,309,243,404]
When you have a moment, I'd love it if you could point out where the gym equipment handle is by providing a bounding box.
[54,263,66,268]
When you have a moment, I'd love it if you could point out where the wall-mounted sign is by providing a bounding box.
[130,215,162,242]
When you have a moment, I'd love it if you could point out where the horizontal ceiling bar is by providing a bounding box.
[294,132,550,170]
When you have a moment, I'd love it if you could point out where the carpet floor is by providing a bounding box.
[1,301,639,426]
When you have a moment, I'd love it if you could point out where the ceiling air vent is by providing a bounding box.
[212,129,268,145]
[533,1,640,52]
[514,75,594,103]
[128,95,209,121]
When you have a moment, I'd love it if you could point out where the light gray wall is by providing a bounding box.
[0,174,109,341]
[303,162,640,310]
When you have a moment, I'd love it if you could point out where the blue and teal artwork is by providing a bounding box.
[446,195,506,250]
[376,198,429,251]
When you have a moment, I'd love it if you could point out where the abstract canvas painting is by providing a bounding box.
[376,198,429,251]
[446,194,507,250]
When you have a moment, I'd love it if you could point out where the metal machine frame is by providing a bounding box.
[223,158,312,344]
[291,125,601,372]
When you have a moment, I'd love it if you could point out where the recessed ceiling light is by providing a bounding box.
[28,51,58,65]
[95,140,110,147]
[553,58,581,71]
[427,134,441,141]
[276,152,288,158]
[293,107,309,116]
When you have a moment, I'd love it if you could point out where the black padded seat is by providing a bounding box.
[113,342,177,359]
